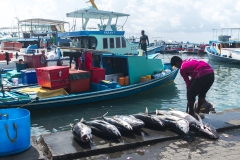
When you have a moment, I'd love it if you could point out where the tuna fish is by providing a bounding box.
[156,114,189,134]
[102,112,132,131]
[131,107,165,129]
[155,110,219,139]
[70,118,92,142]
[114,115,145,130]
[84,120,121,138]
[196,113,219,139]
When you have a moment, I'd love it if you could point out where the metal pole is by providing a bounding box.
[82,13,83,30]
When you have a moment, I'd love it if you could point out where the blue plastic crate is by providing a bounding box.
[21,69,37,84]
[100,80,118,89]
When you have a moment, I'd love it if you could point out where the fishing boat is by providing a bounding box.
[0,50,178,109]
[157,41,181,54]
[206,28,240,64]
[0,18,71,68]
[58,6,141,55]
[0,3,179,109]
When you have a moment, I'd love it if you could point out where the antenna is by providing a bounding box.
[85,0,98,10]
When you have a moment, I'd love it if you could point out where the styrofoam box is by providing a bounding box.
[105,73,124,81]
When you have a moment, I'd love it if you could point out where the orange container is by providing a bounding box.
[68,70,90,93]
[118,77,125,86]
[140,76,147,82]
[124,76,129,86]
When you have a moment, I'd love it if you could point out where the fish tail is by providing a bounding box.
[102,112,108,118]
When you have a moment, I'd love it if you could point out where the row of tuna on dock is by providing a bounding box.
[71,108,219,143]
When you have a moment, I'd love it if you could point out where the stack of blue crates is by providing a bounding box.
[21,69,38,84]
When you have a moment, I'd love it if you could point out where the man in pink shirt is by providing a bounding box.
[170,56,214,117]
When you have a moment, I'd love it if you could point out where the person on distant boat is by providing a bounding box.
[139,30,149,58]
[170,56,214,118]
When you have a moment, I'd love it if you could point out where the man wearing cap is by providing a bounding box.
[139,30,149,58]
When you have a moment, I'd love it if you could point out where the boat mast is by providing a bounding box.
[86,0,98,10]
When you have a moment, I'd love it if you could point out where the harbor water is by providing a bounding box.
[30,53,240,138]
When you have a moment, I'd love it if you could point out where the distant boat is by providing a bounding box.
[156,41,181,54]
[206,28,240,64]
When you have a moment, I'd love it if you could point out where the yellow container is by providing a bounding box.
[146,75,151,81]
[118,77,125,86]
[140,76,147,82]
[138,49,143,56]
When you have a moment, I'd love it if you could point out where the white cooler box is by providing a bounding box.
[46,58,70,66]
[105,73,124,81]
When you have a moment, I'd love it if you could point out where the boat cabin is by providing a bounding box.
[58,7,139,54]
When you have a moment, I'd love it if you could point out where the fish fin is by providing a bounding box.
[169,108,174,111]
[145,107,149,115]
[70,123,73,127]
[80,118,84,123]
[196,113,204,127]
[155,109,158,115]
[102,112,108,118]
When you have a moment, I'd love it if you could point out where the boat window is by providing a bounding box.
[103,38,108,49]
[88,36,97,49]
[116,37,121,48]
[121,37,126,48]
[110,38,114,48]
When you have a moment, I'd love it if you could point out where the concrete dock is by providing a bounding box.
[1,108,240,160]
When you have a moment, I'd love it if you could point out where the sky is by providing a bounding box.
[1,0,240,44]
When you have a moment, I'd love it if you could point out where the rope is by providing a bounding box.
[18,97,39,108]
[5,123,18,143]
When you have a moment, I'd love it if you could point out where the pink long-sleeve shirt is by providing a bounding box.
[180,58,214,88]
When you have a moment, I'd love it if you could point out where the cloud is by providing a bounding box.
[1,0,240,43]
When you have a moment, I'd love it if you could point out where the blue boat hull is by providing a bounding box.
[206,47,240,64]
[1,66,178,110]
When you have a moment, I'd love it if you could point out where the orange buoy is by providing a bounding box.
[124,76,129,86]
[140,76,147,82]
[118,77,125,86]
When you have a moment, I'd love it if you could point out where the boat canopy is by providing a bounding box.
[19,18,69,25]
[66,6,129,19]
[18,18,70,35]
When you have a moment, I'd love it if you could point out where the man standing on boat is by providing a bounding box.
[139,30,149,58]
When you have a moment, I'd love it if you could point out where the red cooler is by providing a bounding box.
[36,66,69,89]
[68,70,90,93]
[89,67,105,83]
[24,54,47,68]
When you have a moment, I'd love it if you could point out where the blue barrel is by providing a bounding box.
[0,108,31,156]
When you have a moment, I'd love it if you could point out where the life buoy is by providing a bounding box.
[40,55,47,64]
